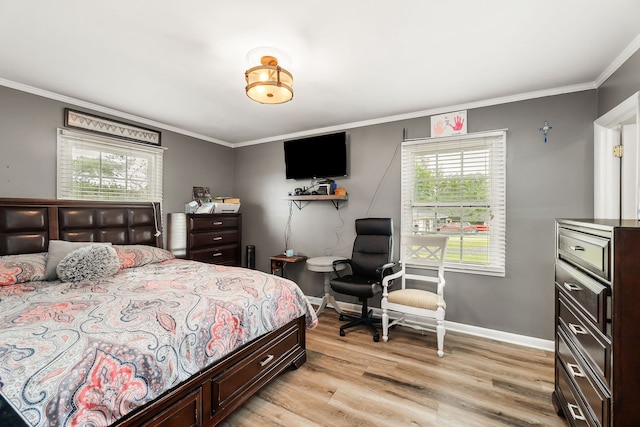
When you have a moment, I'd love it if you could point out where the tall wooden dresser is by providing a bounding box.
[553,219,640,426]
[167,213,242,266]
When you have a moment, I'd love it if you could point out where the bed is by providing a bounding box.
[0,198,317,427]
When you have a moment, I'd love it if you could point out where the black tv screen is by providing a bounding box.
[284,132,348,180]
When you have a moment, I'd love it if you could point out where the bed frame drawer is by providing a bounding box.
[146,388,202,427]
[116,316,306,427]
[209,318,306,424]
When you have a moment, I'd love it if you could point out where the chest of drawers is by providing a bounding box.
[553,219,640,426]
[167,213,242,266]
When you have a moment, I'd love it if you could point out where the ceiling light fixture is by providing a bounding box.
[245,53,293,104]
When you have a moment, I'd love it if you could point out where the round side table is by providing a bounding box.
[306,256,347,316]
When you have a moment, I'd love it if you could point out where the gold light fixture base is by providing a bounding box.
[260,56,278,66]
[245,51,293,104]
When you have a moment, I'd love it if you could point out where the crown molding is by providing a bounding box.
[0,77,233,148]
[233,82,596,147]
[595,34,640,87]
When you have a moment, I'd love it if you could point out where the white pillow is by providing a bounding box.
[44,240,112,280]
[56,245,120,282]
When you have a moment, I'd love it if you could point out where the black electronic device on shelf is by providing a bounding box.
[292,187,309,196]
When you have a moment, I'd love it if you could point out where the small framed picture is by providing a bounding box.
[431,110,467,137]
[64,108,161,146]
[192,186,212,203]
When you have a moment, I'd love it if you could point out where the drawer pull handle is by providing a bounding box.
[569,245,585,251]
[212,221,223,225]
[212,252,223,257]
[566,363,585,378]
[568,323,588,335]
[567,403,586,421]
[213,237,223,241]
[259,354,274,367]
[563,282,582,292]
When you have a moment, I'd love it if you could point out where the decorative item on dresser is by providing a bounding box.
[553,219,640,426]
[167,212,242,266]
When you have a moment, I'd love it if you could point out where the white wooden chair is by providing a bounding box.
[381,235,449,357]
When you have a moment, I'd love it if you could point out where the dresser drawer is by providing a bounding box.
[190,244,239,265]
[557,330,610,426]
[190,229,239,249]
[555,260,610,335]
[556,360,598,427]
[558,295,611,386]
[190,216,239,232]
[558,228,610,280]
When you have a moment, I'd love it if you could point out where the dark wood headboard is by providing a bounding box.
[0,198,162,255]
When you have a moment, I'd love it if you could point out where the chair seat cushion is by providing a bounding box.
[388,289,444,310]
[331,275,381,298]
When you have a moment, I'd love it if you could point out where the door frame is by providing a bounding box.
[594,91,640,219]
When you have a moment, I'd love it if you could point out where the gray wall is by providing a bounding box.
[235,90,597,340]
[0,85,235,231]
[598,49,640,116]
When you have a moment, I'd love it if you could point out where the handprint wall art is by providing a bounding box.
[430,110,467,137]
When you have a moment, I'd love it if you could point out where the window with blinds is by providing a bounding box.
[57,128,164,202]
[401,130,506,276]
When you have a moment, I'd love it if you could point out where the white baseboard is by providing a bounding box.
[307,296,554,352]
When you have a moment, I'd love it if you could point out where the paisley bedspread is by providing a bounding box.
[0,259,318,426]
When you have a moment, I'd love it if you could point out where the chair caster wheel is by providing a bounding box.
[373,335,380,342]
[339,330,345,337]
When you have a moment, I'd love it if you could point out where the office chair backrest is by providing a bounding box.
[351,218,393,280]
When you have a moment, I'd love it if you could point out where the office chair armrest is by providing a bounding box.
[332,258,352,276]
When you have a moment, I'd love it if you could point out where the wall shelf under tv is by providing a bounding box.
[283,194,348,210]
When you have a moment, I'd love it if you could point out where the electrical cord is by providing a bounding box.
[365,140,402,217]
[284,200,293,251]
[152,202,162,237]
[325,205,349,255]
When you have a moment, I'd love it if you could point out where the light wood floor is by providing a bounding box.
[220,311,567,427]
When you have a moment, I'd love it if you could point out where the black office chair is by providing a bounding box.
[330,218,395,342]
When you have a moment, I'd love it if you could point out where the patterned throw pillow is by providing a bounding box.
[0,253,47,286]
[44,240,112,280]
[113,245,175,269]
[56,245,120,282]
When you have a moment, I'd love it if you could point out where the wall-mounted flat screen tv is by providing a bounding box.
[284,132,348,180]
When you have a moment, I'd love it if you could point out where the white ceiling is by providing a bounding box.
[1,1,640,147]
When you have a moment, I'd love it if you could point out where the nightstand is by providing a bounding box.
[270,254,307,278]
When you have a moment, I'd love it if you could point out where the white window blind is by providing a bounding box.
[401,130,506,276]
[57,128,164,202]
